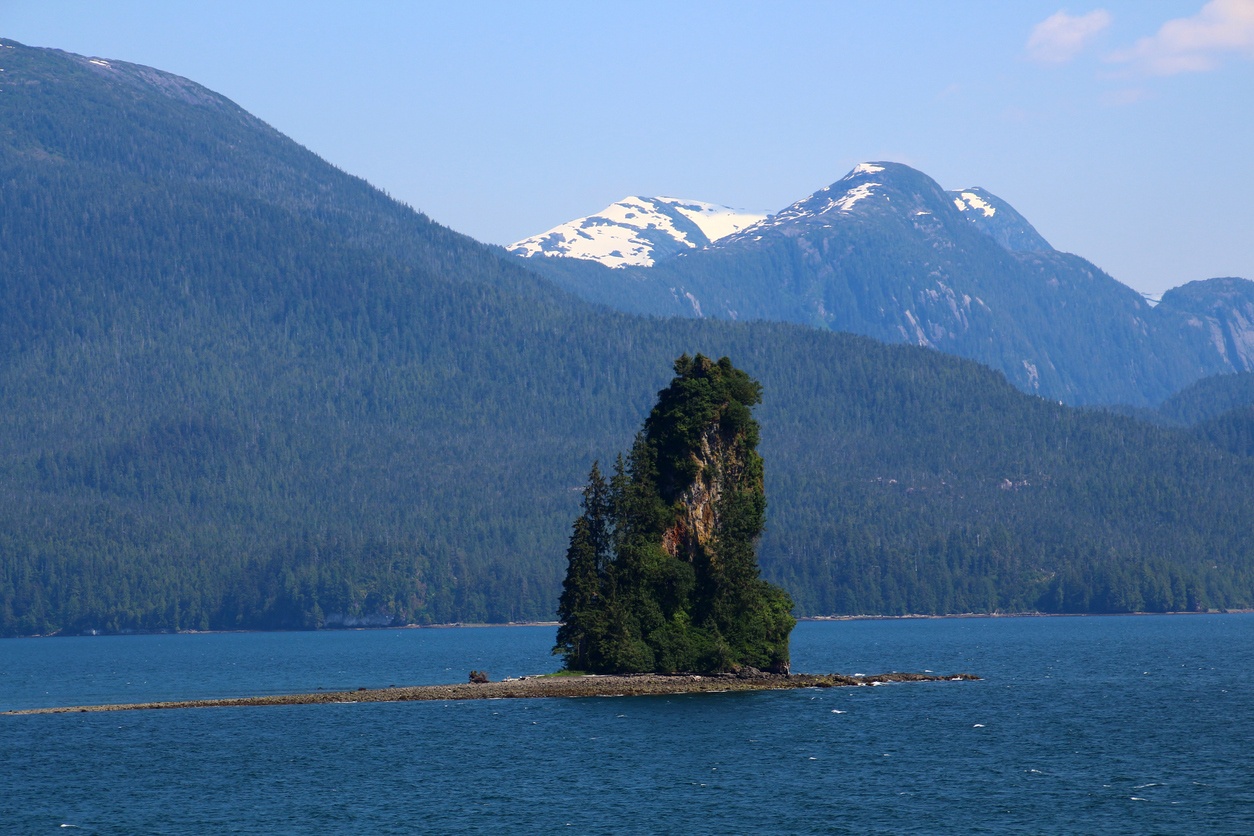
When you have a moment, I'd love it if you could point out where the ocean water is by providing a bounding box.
[3,615,1253,834]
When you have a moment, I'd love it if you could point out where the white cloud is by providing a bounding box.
[1108,0,1254,75]
[1027,9,1113,63]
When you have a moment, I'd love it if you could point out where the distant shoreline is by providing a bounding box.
[800,609,1254,621]
[9,609,1251,640]
[3,671,979,716]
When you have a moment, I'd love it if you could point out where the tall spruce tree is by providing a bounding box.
[554,355,795,674]
[554,463,610,670]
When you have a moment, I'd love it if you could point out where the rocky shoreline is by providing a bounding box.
[4,671,978,715]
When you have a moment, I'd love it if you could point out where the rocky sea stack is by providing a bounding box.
[555,355,795,675]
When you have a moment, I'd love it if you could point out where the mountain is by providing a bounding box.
[5,39,1254,636]
[509,196,765,268]
[511,167,1047,270]
[1152,278,1254,373]
[516,162,1254,407]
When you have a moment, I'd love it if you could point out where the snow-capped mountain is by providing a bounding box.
[713,162,1053,254]
[508,196,766,268]
[512,163,1052,269]
[514,161,1254,406]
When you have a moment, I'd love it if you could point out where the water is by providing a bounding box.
[3,615,1253,833]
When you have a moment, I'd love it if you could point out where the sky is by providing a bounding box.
[3,1,1253,295]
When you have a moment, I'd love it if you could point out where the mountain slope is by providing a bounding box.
[517,162,1253,406]
[5,40,1254,635]
[950,186,1053,252]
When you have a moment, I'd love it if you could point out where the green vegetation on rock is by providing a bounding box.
[556,355,794,674]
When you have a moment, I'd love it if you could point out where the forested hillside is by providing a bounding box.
[1154,372,1254,426]
[3,40,1254,636]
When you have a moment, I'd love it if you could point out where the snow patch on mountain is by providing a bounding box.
[509,197,766,268]
[666,198,767,242]
[947,186,1053,252]
[953,191,997,217]
[827,181,880,212]
[741,162,895,236]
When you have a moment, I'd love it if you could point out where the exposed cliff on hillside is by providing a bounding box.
[661,423,756,563]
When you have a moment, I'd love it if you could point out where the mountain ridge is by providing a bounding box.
[510,195,765,268]
[514,161,1253,406]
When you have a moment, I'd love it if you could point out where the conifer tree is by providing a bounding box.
[554,462,610,670]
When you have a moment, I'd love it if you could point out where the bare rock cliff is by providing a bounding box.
[661,423,757,566]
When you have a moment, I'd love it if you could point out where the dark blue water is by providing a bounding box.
[3,615,1253,834]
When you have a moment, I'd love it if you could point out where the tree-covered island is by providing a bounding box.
[555,354,796,674]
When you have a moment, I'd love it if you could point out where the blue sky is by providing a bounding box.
[4,1,1252,294]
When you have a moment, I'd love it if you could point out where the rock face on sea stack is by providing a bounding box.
[555,355,795,675]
